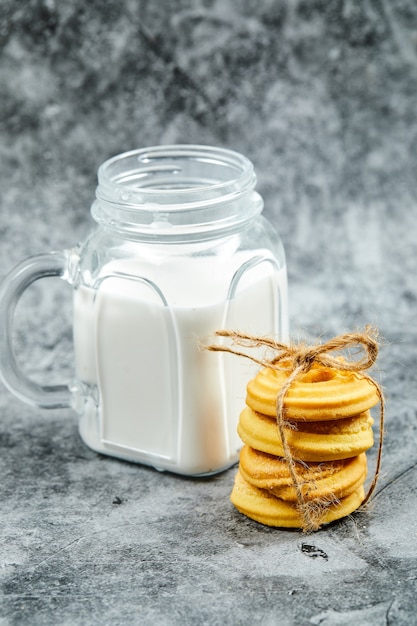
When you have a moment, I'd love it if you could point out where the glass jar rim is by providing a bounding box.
[92,145,262,237]
[96,145,256,205]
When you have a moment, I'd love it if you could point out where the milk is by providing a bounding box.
[73,251,287,475]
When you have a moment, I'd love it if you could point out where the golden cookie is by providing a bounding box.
[230,469,365,528]
[239,445,367,501]
[238,406,374,462]
[246,365,380,421]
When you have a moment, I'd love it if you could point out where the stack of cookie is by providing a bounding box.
[230,363,380,528]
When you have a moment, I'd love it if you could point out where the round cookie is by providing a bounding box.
[246,364,380,421]
[239,445,367,501]
[238,406,374,462]
[230,470,365,528]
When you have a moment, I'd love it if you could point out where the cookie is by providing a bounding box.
[246,364,380,421]
[239,445,367,501]
[230,469,365,528]
[238,406,374,462]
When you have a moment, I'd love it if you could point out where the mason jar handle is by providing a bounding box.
[0,250,75,409]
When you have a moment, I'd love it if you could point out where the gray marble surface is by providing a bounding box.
[1,1,417,624]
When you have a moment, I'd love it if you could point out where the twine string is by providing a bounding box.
[205,326,384,532]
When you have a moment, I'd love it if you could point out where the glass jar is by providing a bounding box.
[0,145,288,475]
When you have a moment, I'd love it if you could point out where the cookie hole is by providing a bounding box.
[304,369,335,383]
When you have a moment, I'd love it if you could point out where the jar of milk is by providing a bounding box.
[0,145,288,475]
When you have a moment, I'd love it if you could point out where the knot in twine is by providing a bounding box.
[205,325,384,532]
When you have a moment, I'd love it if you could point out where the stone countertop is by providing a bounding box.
[1,1,417,624]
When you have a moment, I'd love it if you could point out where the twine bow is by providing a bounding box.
[206,326,384,532]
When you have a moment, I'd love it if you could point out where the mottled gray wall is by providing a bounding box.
[1,0,417,387]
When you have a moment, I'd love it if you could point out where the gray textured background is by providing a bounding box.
[1,1,417,624]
